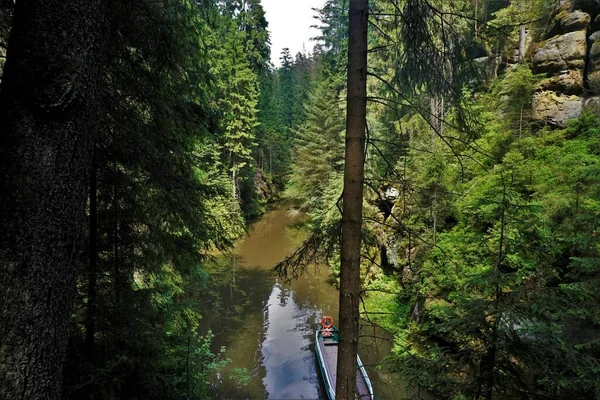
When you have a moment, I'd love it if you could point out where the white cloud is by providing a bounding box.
[261,0,325,67]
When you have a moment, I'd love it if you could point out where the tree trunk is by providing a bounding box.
[336,0,368,398]
[113,182,121,307]
[232,166,237,200]
[430,94,444,244]
[85,153,98,359]
[474,0,478,37]
[518,25,526,63]
[0,1,107,398]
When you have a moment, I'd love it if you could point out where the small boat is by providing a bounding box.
[315,316,374,400]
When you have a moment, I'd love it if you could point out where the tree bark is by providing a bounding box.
[336,0,368,398]
[518,25,526,63]
[0,1,108,398]
[429,94,444,244]
[474,0,478,37]
[85,153,98,359]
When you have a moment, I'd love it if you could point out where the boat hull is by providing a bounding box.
[314,327,374,400]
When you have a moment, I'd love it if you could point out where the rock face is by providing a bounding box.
[255,168,275,202]
[533,30,587,75]
[531,3,600,126]
[533,30,587,94]
[588,30,600,91]
[560,9,591,31]
[532,91,583,126]
[539,69,584,94]
[532,29,587,125]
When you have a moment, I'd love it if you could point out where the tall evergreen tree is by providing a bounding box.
[212,15,259,204]
[0,1,108,397]
[63,1,248,397]
[288,76,345,206]
[277,47,296,133]
[337,0,368,397]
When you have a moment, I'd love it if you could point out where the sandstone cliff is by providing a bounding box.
[532,0,600,126]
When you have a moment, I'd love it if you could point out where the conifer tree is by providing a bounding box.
[277,48,297,133]
[63,1,248,397]
[0,1,108,397]
[337,0,368,397]
[212,18,259,203]
[288,76,345,206]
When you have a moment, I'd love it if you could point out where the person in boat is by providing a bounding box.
[321,316,335,337]
[322,327,334,337]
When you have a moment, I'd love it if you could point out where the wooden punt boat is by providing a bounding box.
[315,316,374,400]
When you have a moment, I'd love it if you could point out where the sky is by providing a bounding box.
[261,0,325,67]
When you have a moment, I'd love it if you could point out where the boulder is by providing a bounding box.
[539,69,584,94]
[560,0,574,11]
[532,91,583,126]
[559,10,591,31]
[588,70,600,92]
[590,30,600,41]
[588,31,600,61]
[583,96,600,115]
[533,30,587,75]
[587,31,600,92]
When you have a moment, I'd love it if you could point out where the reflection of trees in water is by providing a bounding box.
[199,253,275,345]
[277,284,291,306]
[287,271,340,323]
[198,204,417,399]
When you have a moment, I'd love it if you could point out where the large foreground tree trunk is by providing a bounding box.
[336,0,368,398]
[0,1,107,398]
[85,153,99,360]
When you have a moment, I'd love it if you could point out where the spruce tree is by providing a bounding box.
[0,1,108,397]
[288,76,345,206]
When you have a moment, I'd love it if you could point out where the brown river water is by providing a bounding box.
[203,204,420,399]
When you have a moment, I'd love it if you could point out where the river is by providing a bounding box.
[202,204,414,399]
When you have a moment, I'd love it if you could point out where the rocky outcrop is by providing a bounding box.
[532,91,583,126]
[534,30,587,96]
[531,2,600,126]
[560,9,591,31]
[587,30,600,90]
[532,28,588,125]
[539,69,585,94]
[533,30,587,74]
[255,168,276,202]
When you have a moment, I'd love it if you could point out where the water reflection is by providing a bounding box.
[204,205,415,399]
[262,283,320,399]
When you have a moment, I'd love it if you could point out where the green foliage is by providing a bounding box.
[63,0,268,398]
[491,64,542,136]
[282,2,600,399]
[287,75,345,207]
[489,0,554,44]
[312,0,348,74]
[210,13,259,207]
[391,105,600,400]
